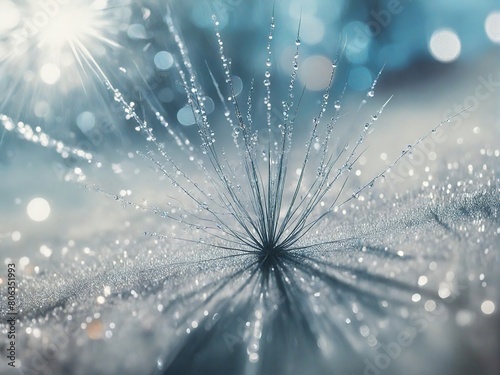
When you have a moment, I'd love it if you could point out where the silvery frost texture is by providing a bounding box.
[0,1,499,375]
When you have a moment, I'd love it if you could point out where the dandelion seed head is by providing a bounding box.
[1,3,499,375]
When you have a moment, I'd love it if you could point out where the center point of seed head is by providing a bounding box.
[261,242,283,255]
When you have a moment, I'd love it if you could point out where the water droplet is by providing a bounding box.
[157,359,164,370]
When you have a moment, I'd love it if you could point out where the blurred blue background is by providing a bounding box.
[0,0,499,152]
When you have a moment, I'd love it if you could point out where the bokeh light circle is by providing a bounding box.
[298,55,333,91]
[27,197,51,222]
[0,0,20,31]
[40,63,61,85]
[154,51,174,71]
[485,11,500,44]
[77,111,96,132]
[429,29,461,63]
[348,66,373,91]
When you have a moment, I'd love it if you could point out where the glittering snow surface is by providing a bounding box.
[2,160,499,375]
[1,4,499,375]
